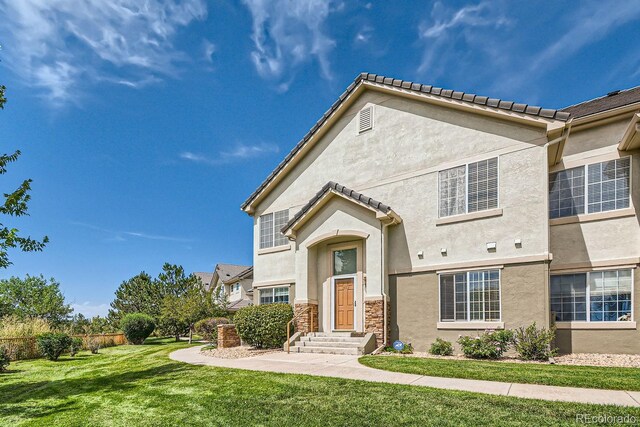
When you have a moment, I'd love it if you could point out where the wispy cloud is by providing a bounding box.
[180,142,280,166]
[71,302,110,318]
[354,25,373,45]
[241,0,337,90]
[71,221,193,243]
[202,39,216,63]
[0,0,207,105]
[418,1,510,79]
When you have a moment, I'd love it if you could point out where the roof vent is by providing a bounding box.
[607,90,621,97]
[358,106,373,134]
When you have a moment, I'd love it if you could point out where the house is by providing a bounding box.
[194,272,214,291]
[241,73,640,355]
[211,264,254,312]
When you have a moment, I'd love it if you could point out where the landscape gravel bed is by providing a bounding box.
[201,346,282,359]
[380,351,640,368]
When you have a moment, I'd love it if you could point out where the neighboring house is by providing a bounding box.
[194,272,214,291]
[211,264,254,312]
[241,72,640,354]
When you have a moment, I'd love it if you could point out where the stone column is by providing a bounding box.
[217,324,241,348]
[294,302,318,334]
[365,298,388,347]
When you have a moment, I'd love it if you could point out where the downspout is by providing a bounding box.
[377,221,390,351]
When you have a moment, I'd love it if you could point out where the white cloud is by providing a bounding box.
[418,1,510,78]
[180,142,280,166]
[242,0,337,88]
[71,221,193,243]
[354,25,373,44]
[71,302,110,318]
[0,0,207,105]
[202,39,216,63]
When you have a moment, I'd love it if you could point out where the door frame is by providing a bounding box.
[331,274,357,331]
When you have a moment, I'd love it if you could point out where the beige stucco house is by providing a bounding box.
[241,73,640,354]
[209,264,254,312]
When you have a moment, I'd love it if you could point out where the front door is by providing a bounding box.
[335,277,354,330]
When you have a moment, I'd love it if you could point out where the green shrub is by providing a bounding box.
[457,329,514,359]
[36,332,72,360]
[512,323,557,361]
[0,346,9,372]
[120,313,155,345]
[234,303,293,349]
[88,337,101,354]
[194,317,230,342]
[429,338,453,356]
[384,343,414,354]
[70,337,83,356]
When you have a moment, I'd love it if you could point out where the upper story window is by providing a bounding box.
[439,158,498,217]
[259,209,289,249]
[551,270,632,322]
[549,157,630,219]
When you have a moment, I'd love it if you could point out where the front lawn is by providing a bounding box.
[359,355,640,391]
[2,339,638,426]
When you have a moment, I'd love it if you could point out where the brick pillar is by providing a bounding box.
[365,298,389,347]
[294,302,318,334]
[217,324,241,348]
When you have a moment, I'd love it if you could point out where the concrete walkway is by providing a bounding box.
[170,346,640,407]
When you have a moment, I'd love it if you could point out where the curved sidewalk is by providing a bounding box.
[170,346,640,407]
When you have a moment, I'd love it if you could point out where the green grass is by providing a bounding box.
[1,339,638,427]
[359,355,640,391]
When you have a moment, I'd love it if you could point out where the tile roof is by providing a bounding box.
[194,272,213,290]
[216,263,251,284]
[282,181,392,234]
[561,85,640,118]
[241,72,570,211]
[228,298,253,312]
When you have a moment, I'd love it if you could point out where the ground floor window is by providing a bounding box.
[551,270,633,322]
[259,286,289,305]
[440,270,500,322]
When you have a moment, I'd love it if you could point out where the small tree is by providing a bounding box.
[0,85,49,269]
[120,313,155,345]
[36,332,72,361]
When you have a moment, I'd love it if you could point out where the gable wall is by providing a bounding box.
[252,90,552,284]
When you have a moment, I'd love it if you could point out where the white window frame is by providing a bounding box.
[259,209,289,249]
[438,157,500,218]
[438,269,502,322]
[259,286,290,305]
[549,156,632,219]
[550,269,634,323]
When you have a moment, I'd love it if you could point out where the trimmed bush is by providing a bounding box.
[70,337,83,356]
[0,346,9,372]
[88,337,101,354]
[234,303,293,349]
[194,317,230,342]
[512,323,557,361]
[457,329,513,359]
[384,343,414,354]
[429,338,453,356]
[120,313,155,345]
[36,332,72,361]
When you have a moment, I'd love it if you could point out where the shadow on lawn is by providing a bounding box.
[0,362,192,421]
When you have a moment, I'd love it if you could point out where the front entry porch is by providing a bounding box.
[281,182,401,348]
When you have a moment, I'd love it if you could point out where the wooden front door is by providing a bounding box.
[335,278,354,330]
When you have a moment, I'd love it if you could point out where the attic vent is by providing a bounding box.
[358,106,373,133]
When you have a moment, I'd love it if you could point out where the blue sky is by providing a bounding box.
[0,1,639,317]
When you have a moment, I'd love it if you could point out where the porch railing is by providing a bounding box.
[286,306,315,354]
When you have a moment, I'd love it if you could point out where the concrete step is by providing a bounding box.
[290,345,360,355]
[294,340,361,348]
[307,332,355,338]
[299,336,363,343]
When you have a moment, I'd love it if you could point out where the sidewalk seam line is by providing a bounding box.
[626,391,640,405]
[408,375,425,385]
[507,383,513,396]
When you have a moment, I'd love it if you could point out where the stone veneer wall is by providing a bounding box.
[294,303,318,334]
[217,324,241,348]
[365,299,389,347]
